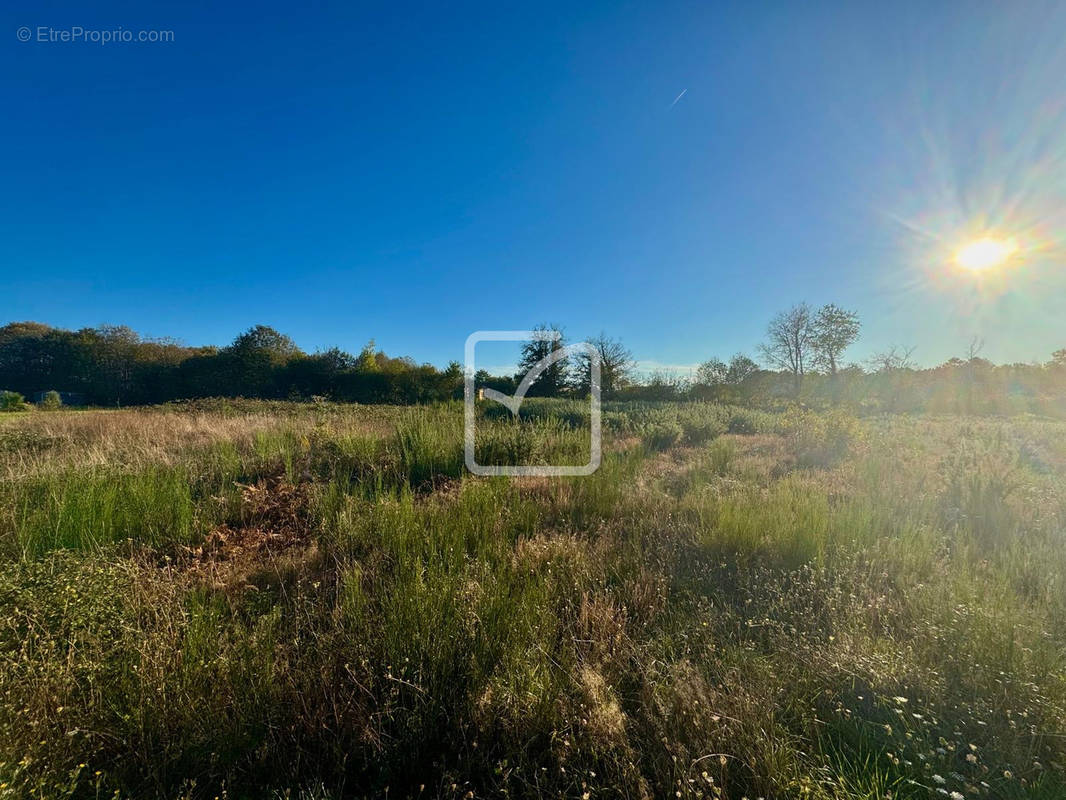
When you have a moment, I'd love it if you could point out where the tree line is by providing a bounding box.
[0,322,463,406]
[1,315,1064,415]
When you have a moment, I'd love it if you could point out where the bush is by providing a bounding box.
[642,421,683,451]
[0,391,30,412]
[782,407,861,467]
[680,416,726,445]
[727,411,759,434]
[39,390,63,411]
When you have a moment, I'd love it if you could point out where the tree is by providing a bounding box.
[280,347,357,399]
[695,358,728,386]
[759,303,813,395]
[317,347,357,373]
[517,325,569,397]
[573,333,635,398]
[229,325,299,360]
[440,361,464,400]
[867,345,916,373]
[226,325,301,397]
[726,353,758,385]
[810,304,861,376]
[629,370,686,401]
[0,320,494,406]
[1050,349,1066,368]
[84,325,140,405]
[355,340,381,373]
[697,354,758,388]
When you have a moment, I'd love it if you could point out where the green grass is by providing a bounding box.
[5,466,197,557]
[0,400,1063,798]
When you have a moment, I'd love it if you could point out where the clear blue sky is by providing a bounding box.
[4,0,1065,371]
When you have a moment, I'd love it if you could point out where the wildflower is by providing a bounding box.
[932,774,946,784]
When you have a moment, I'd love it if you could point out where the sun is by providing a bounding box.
[954,236,1019,272]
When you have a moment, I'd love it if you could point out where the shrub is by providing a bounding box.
[0,391,30,412]
[602,410,635,435]
[642,420,683,451]
[39,390,63,411]
[782,407,860,467]
[727,411,759,434]
[680,416,726,445]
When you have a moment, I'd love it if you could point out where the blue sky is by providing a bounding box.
[4,0,1066,372]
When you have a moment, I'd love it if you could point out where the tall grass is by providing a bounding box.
[4,466,196,557]
[0,401,1063,798]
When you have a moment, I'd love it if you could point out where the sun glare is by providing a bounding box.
[954,236,1019,272]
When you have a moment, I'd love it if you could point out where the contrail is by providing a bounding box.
[669,88,687,109]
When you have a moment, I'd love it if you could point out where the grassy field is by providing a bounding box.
[0,399,1064,799]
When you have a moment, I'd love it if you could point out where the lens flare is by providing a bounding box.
[954,237,1019,272]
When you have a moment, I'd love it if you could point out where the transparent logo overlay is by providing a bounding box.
[464,331,601,476]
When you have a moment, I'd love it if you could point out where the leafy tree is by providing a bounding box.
[226,325,301,397]
[696,358,728,386]
[355,340,381,373]
[83,325,140,405]
[229,325,299,359]
[517,325,568,397]
[280,348,357,399]
[726,354,758,384]
[810,304,861,376]
[439,361,464,400]
[697,354,758,388]
[475,369,517,396]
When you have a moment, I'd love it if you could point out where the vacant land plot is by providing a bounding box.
[0,400,1064,799]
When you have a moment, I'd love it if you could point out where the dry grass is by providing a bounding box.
[0,405,399,479]
[0,400,1064,799]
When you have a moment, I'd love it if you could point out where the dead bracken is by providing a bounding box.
[189,475,313,561]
